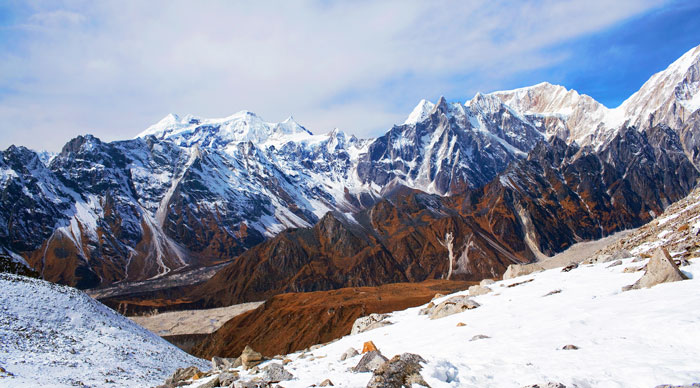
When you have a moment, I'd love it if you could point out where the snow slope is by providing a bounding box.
[0,274,208,387]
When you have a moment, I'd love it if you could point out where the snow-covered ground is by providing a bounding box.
[197,255,700,387]
[0,274,208,387]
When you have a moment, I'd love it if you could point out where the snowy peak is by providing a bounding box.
[404,99,436,124]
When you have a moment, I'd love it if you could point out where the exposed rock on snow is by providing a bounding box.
[351,313,393,335]
[366,353,430,388]
[427,295,480,319]
[561,344,579,350]
[521,383,566,388]
[261,363,294,383]
[212,356,238,372]
[503,263,544,279]
[623,248,689,291]
[339,347,359,361]
[240,345,264,369]
[319,378,334,386]
[468,284,492,296]
[470,334,491,341]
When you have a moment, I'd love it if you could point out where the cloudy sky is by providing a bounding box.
[1,0,700,151]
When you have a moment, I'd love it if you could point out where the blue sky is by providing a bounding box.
[0,1,699,151]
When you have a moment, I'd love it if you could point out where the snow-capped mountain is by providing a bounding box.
[2,43,700,290]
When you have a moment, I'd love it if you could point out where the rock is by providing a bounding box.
[234,381,273,388]
[428,295,480,320]
[261,363,294,383]
[562,344,578,350]
[282,358,292,365]
[507,279,534,288]
[351,313,393,335]
[212,356,238,372]
[654,384,700,388]
[362,341,378,353]
[622,266,639,273]
[340,347,359,361]
[468,285,492,296]
[480,278,495,286]
[503,263,543,280]
[561,263,578,272]
[165,366,202,386]
[582,254,613,265]
[521,383,567,388]
[353,350,388,373]
[623,248,688,291]
[470,334,490,341]
[543,289,561,297]
[431,293,444,300]
[219,372,240,386]
[319,379,334,386]
[632,257,645,263]
[198,376,222,388]
[606,260,623,268]
[241,345,264,369]
[611,249,634,261]
[366,353,430,388]
[456,322,466,327]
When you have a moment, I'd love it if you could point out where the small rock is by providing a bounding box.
[240,345,264,369]
[319,379,334,387]
[366,353,430,388]
[622,266,639,273]
[468,285,492,296]
[353,350,388,373]
[418,302,435,315]
[632,257,645,262]
[504,263,543,279]
[470,334,490,341]
[234,381,273,388]
[606,260,623,268]
[362,341,378,353]
[212,356,238,372]
[654,384,700,388]
[562,344,578,350]
[261,363,294,383]
[623,248,688,291]
[428,295,480,320]
[351,313,393,335]
[543,289,561,297]
[610,249,634,261]
[340,347,359,361]
[456,322,466,327]
[582,254,613,265]
[507,279,534,288]
[521,383,567,388]
[561,263,578,272]
[198,376,222,388]
[219,372,240,386]
[431,293,444,300]
[165,366,201,386]
[282,358,292,365]
[480,278,495,286]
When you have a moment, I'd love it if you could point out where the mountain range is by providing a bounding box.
[1,43,699,298]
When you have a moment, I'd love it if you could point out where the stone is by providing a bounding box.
[468,285,492,296]
[234,381,273,388]
[366,353,430,388]
[212,356,238,372]
[561,263,578,272]
[562,344,578,350]
[282,358,292,365]
[418,302,435,315]
[362,341,378,353]
[654,384,700,388]
[611,249,634,261]
[353,350,388,373]
[261,363,294,383]
[198,376,222,388]
[428,295,480,320]
[351,313,393,335]
[543,289,561,297]
[319,379,334,386]
[582,254,613,265]
[219,372,240,386]
[431,293,444,300]
[521,383,566,388]
[456,322,466,327]
[623,248,688,291]
[470,334,490,341]
[480,278,495,286]
[622,266,639,273]
[606,260,623,268]
[241,345,264,369]
[340,347,359,361]
[503,263,543,280]
[165,366,201,386]
[507,279,534,288]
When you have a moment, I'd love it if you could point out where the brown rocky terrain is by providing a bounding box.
[191,279,473,359]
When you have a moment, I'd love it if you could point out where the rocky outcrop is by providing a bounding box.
[351,313,393,335]
[426,295,480,319]
[353,350,389,373]
[366,353,430,388]
[503,263,543,280]
[260,363,294,383]
[240,346,264,369]
[340,347,359,361]
[623,248,688,291]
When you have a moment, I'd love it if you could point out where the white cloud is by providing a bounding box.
[0,0,667,151]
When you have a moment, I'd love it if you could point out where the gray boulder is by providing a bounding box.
[468,285,492,296]
[240,345,264,369]
[623,248,688,291]
[164,366,201,386]
[219,372,240,386]
[606,260,623,268]
[503,263,543,280]
[480,278,495,286]
[366,353,430,388]
[351,313,393,335]
[261,363,294,382]
[212,356,238,372]
[428,295,480,320]
[353,350,388,373]
[582,254,613,265]
[340,347,359,361]
[470,334,490,341]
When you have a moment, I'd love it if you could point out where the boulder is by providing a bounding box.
[521,383,566,388]
[611,249,634,261]
[340,347,359,361]
[261,363,294,383]
[623,248,688,291]
[654,384,700,388]
[366,353,430,388]
[622,266,639,273]
[418,302,435,316]
[164,366,201,386]
[470,334,490,341]
[319,379,334,386]
[562,344,578,350]
[234,381,272,388]
[212,356,238,372]
[606,260,623,268]
[362,341,378,353]
[582,254,613,265]
[240,345,264,369]
[428,296,480,320]
[561,263,578,272]
[351,313,393,335]
[198,377,222,388]
[480,278,495,286]
[503,263,543,280]
[468,285,492,296]
[456,322,466,327]
[353,350,388,373]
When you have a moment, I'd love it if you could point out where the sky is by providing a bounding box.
[1,0,699,152]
